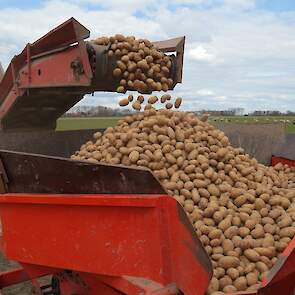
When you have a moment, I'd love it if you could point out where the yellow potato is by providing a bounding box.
[244,249,260,262]
[148,96,158,104]
[174,97,182,109]
[132,101,141,111]
[119,98,129,107]
[165,102,173,109]
[218,256,240,269]
[116,86,125,93]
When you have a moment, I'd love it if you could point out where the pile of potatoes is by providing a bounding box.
[94,35,173,93]
[71,109,295,294]
[273,162,295,189]
[119,94,182,111]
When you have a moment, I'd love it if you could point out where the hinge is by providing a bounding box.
[0,159,8,193]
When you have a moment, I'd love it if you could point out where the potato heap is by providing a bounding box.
[94,35,173,93]
[119,94,182,111]
[273,162,295,189]
[71,109,295,294]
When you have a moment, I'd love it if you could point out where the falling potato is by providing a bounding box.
[119,98,129,107]
[174,97,182,109]
[132,101,141,111]
[116,86,125,93]
[137,95,144,103]
[165,102,173,109]
[148,96,158,104]
[160,94,171,103]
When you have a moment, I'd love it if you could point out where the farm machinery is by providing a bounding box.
[0,18,293,295]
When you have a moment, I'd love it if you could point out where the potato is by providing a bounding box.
[233,276,247,291]
[256,261,268,273]
[209,229,222,240]
[254,247,275,258]
[218,256,240,269]
[129,150,139,163]
[207,277,219,294]
[218,218,232,232]
[148,96,158,104]
[222,239,234,254]
[279,226,295,238]
[160,94,171,103]
[223,285,237,293]
[219,276,232,290]
[251,226,265,239]
[244,249,260,262]
[227,268,240,280]
[119,98,129,107]
[224,226,238,239]
[246,272,258,286]
[113,67,122,77]
[245,219,257,230]
[214,267,225,279]
[165,102,173,109]
[131,101,141,111]
[174,97,182,108]
[244,262,256,274]
[239,227,250,237]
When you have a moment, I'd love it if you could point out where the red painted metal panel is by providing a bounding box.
[29,17,89,56]
[0,194,211,295]
[0,43,93,126]
[271,155,295,167]
[0,18,90,104]
[0,86,21,119]
[0,268,29,288]
[18,45,91,88]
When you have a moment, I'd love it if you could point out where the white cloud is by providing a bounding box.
[196,89,216,96]
[189,45,216,62]
[216,95,227,100]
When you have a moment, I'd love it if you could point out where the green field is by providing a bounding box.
[209,116,295,133]
[56,116,295,133]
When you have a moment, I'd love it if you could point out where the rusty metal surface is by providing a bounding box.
[0,18,90,105]
[0,150,165,195]
[153,37,185,52]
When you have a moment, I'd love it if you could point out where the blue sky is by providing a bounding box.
[256,0,295,12]
[2,0,295,11]
[0,0,40,9]
[0,0,295,112]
